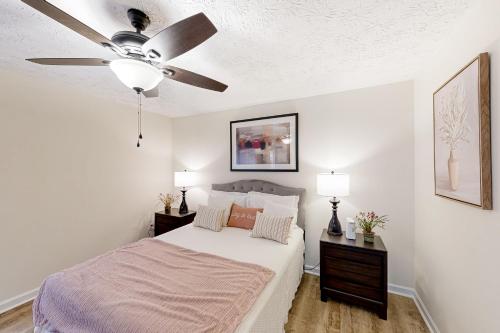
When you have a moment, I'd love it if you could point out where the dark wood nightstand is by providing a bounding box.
[154,209,196,236]
[320,229,388,319]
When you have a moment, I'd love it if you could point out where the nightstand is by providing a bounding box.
[154,208,196,236]
[320,229,388,319]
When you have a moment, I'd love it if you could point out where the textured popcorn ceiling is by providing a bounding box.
[1,0,473,117]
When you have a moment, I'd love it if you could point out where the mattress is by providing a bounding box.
[36,223,304,333]
[157,223,305,333]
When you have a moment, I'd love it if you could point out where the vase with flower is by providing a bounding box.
[159,193,179,214]
[438,83,470,191]
[356,211,388,243]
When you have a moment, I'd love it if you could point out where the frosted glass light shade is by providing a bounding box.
[174,171,196,188]
[110,59,163,91]
[317,172,350,197]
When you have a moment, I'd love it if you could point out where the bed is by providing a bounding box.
[34,180,306,333]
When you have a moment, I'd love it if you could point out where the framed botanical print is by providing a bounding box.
[230,113,298,172]
[433,53,492,209]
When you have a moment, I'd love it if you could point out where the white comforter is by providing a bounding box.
[157,224,305,333]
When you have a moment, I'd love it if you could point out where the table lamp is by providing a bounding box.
[174,170,196,214]
[317,171,350,236]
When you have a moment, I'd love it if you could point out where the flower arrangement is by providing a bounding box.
[159,193,179,213]
[438,82,471,191]
[356,211,388,243]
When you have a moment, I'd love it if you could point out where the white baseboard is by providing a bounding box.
[413,291,440,333]
[304,266,438,333]
[0,288,38,314]
[388,283,414,298]
[304,264,320,276]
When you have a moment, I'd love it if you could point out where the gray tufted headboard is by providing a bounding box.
[212,180,306,230]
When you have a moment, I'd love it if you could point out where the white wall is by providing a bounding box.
[173,81,415,287]
[0,70,173,303]
[413,1,500,332]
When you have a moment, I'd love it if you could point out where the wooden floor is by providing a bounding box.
[0,274,428,333]
[285,274,429,333]
[0,301,33,333]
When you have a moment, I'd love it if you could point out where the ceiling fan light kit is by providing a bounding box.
[109,59,163,92]
[21,0,228,146]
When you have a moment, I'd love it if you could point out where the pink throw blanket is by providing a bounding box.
[33,239,275,333]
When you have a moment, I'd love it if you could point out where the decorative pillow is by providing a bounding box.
[263,201,298,225]
[227,204,263,230]
[210,190,248,207]
[251,212,293,244]
[192,205,225,232]
[207,196,234,226]
[247,191,299,209]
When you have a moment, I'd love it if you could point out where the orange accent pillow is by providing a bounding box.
[227,204,263,230]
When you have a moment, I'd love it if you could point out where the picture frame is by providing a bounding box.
[433,53,492,209]
[230,113,299,172]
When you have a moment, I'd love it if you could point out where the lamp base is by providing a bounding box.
[327,197,343,236]
[179,189,188,214]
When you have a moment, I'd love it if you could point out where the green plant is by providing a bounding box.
[356,211,388,234]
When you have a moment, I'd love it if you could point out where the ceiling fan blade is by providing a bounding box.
[21,0,124,54]
[164,66,227,92]
[142,12,217,63]
[142,87,159,98]
[26,58,110,66]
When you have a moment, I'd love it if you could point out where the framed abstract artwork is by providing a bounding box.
[433,53,492,209]
[230,113,298,172]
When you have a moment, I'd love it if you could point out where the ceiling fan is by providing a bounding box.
[21,0,228,98]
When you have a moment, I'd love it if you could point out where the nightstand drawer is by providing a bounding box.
[323,259,381,288]
[321,245,381,266]
[154,209,196,237]
[323,277,383,301]
[155,220,186,235]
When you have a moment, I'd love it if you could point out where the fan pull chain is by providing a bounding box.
[136,91,141,148]
[139,92,143,140]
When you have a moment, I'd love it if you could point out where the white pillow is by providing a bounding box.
[263,201,298,225]
[193,205,225,232]
[251,212,293,244]
[247,191,299,209]
[207,195,234,226]
[209,190,247,207]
